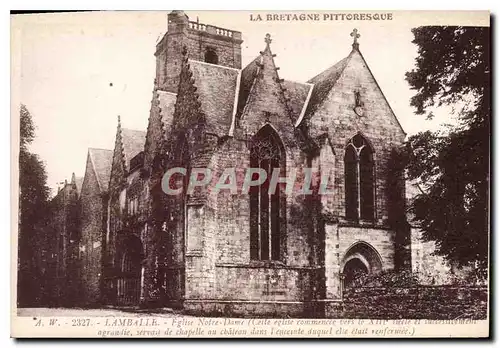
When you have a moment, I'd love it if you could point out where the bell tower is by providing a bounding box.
[155,10,243,93]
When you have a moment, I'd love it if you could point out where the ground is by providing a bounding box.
[17,307,194,317]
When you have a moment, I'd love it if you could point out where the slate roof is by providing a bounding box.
[88,148,113,192]
[236,56,261,117]
[180,50,353,135]
[304,56,350,118]
[282,80,313,125]
[121,128,146,168]
[188,60,240,136]
[75,176,84,196]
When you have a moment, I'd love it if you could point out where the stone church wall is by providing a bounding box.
[80,157,106,305]
[183,129,319,316]
[323,224,396,301]
[338,225,395,271]
[311,51,406,224]
[97,12,411,317]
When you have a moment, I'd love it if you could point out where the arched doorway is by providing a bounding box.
[341,242,382,288]
[116,234,144,306]
[343,258,369,287]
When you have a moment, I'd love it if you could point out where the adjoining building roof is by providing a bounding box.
[88,148,113,192]
[121,128,146,168]
[70,172,84,196]
[282,79,313,126]
[180,38,403,137]
[304,55,350,117]
[236,56,261,117]
[74,176,84,196]
[188,60,240,136]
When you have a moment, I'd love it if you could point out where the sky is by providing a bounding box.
[11,10,487,196]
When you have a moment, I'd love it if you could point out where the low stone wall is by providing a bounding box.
[214,265,314,302]
[341,286,487,319]
[183,300,319,318]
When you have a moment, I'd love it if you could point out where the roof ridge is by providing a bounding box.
[228,70,242,136]
[88,148,103,192]
[302,51,354,119]
[122,127,146,133]
[284,79,314,87]
[307,54,351,84]
[157,90,177,96]
[88,147,112,152]
[294,83,314,127]
[239,55,263,118]
[187,58,240,72]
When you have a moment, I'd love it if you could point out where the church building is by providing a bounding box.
[79,10,411,317]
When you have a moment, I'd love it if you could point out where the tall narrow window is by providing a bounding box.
[250,126,284,261]
[204,47,219,64]
[344,134,375,222]
[359,146,374,220]
[344,145,358,221]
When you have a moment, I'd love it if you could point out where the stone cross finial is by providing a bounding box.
[351,28,360,49]
[265,33,272,46]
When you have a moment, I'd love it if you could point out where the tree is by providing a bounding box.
[18,104,51,306]
[404,26,490,272]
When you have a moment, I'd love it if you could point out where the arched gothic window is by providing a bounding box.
[344,134,375,222]
[205,47,219,64]
[250,126,285,261]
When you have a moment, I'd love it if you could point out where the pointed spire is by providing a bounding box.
[71,172,76,185]
[241,31,295,126]
[350,28,360,50]
[117,115,121,129]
